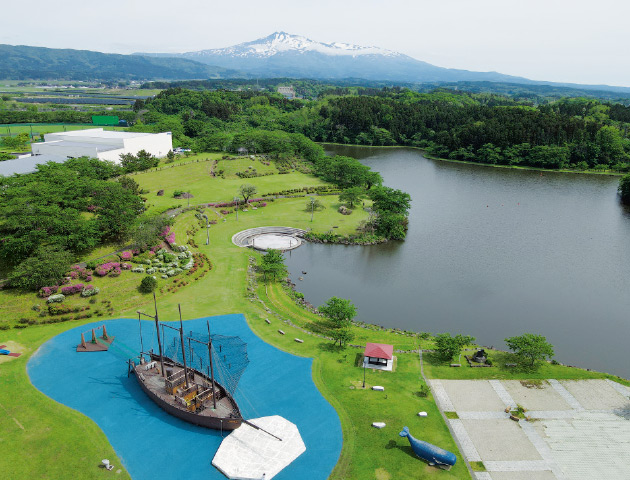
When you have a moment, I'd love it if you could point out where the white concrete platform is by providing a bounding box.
[430,379,630,480]
[212,415,306,480]
[252,234,302,251]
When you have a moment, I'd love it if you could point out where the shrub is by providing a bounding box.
[120,251,133,261]
[8,246,74,291]
[81,285,100,297]
[39,286,59,298]
[47,294,65,304]
[132,267,145,273]
[139,276,158,293]
[61,283,84,295]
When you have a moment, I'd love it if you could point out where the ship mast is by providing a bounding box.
[178,304,190,389]
[207,320,217,409]
[137,292,165,377]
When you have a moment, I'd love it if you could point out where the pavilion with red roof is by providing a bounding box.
[363,342,394,371]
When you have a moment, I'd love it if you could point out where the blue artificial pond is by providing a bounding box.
[28,315,341,480]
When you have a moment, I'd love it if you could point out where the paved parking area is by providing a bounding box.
[429,379,630,480]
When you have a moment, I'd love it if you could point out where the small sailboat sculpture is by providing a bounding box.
[399,426,457,469]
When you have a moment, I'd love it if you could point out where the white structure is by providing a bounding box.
[277,86,296,99]
[31,128,172,163]
[212,415,306,480]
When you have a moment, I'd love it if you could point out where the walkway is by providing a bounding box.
[428,378,630,480]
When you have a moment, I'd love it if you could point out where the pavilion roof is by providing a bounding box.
[364,343,393,360]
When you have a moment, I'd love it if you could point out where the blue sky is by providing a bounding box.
[1,0,628,87]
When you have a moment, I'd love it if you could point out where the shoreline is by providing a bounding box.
[283,244,630,383]
[320,142,626,177]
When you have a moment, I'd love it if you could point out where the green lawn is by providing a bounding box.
[216,157,279,178]
[132,160,330,212]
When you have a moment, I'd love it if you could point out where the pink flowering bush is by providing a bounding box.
[39,286,59,298]
[61,283,84,295]
[120,251,133,261]
[86,275,93,282]
[121,263,132,270]
[95,262,121,277]
[69,271,79,279]
[159,226,176,246]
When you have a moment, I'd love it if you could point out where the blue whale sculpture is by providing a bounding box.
[399,426,457,468]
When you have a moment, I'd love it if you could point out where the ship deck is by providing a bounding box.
[138,364,237,418]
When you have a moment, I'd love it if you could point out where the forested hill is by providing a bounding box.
[142,79,630,104]
[132,88,630,172]
[0,44,241,81]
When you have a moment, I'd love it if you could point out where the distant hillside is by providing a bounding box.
[0,44,244,81]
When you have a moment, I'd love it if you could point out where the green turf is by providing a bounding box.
[132,160,329,212]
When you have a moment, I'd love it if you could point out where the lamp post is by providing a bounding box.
[234,196,240,221]
[201,214,210,245]
[362,356,366,388]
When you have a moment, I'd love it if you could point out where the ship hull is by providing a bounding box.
[133,354,242,431]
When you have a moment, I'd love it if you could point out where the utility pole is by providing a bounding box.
[234,196,240,221]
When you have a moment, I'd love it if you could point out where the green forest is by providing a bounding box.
[131,87,630,172]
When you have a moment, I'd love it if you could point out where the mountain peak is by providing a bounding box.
[191,32,403,58]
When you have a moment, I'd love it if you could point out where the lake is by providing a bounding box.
[285,145,630,379]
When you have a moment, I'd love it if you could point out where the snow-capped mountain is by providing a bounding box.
[188,32,403,58]
[138,32,531,84]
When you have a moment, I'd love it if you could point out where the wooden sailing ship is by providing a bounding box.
[130,298,246,432]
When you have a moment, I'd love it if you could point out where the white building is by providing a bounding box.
[277,86,296,99]
[31,128,173,164]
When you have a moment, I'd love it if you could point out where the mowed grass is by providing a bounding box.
[131,160,329,211]
[216,157,279,177]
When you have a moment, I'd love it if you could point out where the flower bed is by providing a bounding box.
[39,286,59,298]
[61,283,84,296]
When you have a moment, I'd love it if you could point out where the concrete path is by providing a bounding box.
[428,379,630,480]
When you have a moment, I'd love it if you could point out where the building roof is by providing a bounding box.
[364,343,393,360]
[0,154,67,176]
[35,141,122,152]
[50,128,153,139]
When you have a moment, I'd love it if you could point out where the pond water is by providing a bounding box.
[285,145,630,378]
[28,316,341,480]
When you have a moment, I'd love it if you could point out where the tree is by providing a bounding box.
[619,173,630,204]
[239,184,257,204]
[1,132,30,150]
[329,326,355,347]
[131,215,172,251]
[434,333,476,362]
[319,297,357,328]
[119,150,158,173]
[139,276,158,293]
[118,176,140,195]
[306,197,325,222]
[505,333,554,368]
[258,249,285,281]
[368,187,411,215]
[8,245,74,290]
[339,187,366,208]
